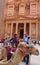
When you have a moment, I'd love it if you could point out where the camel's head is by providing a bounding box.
[18,42,39,56]
[29,45,39,55]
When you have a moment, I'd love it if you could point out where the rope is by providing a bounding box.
[0,59,10,64]
[0,58,16,65]
[1,58,7,62]
[10,59,16,65]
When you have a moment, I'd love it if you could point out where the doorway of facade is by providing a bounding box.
[20,29,24,39]
[26,23,29,35]
[18,23,24,39]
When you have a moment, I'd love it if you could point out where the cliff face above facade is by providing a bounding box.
[0,0,5,39]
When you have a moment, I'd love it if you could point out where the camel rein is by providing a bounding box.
[10,59,16,65]
[0,59,16,65]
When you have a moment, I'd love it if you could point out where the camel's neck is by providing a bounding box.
[12,49,25,65]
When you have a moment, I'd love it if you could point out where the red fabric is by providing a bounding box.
[11,48,16,52]
[5,46,11,53]
[1,38,5,43]
[5,46,16,54]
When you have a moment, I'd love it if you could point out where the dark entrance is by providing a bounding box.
[26,23,29,35]
[20,29,24,39]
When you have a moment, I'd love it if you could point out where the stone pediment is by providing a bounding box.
[6,15,28,21]
[13,15,28,20]
[6,15,38,21]
[13,15,38,20]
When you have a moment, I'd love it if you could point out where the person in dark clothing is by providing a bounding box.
[10,34,19,48]
[23,55,29,65]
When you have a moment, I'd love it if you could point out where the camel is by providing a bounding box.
[0,42,39,65]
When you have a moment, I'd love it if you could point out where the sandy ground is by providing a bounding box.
[19,44,40,65]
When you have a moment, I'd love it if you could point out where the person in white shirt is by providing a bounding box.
[24,34,30,44]
[23,34,31,65]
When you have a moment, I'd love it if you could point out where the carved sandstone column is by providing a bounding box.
[5,23,8,38]
[11,23,13,37]
[36,22,38,40]
[16,23,18,34]
[24,23,26,38]
[29,23,31,38]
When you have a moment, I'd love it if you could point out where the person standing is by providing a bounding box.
[10,34,19,48]
[24,34,30,44]
[23,34,30,65]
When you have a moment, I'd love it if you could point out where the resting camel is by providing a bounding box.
[0,42,39,65]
